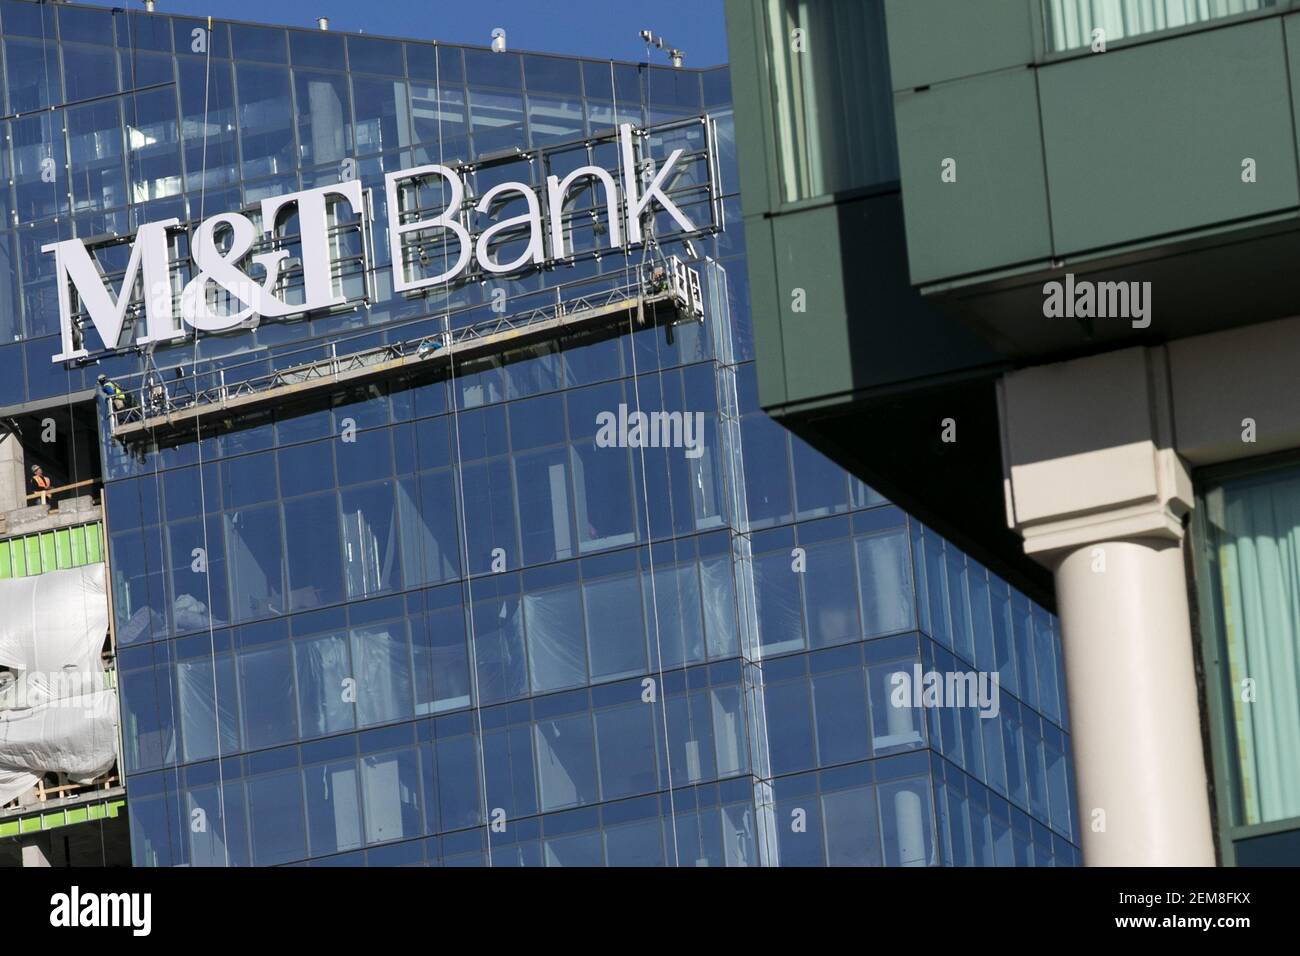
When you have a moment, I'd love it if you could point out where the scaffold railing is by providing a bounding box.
[108,259,706,443]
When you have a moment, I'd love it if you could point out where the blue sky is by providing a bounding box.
[77,0,730,66]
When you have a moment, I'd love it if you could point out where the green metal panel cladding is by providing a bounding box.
[884,0,1037,91]
[893,67,1054,284]
[1040,17,1298,256]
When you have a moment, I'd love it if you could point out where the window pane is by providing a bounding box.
[856,528,914,637]
[127,86,183,203]
[701,555,739,659]
[604,818,665,866]
[304,758,363,855]
[775,788,824,866]
[570,443,638,554]
[515,448,575,566]
[179,58,237,191]
[868,661,924,754]
[247,768,307,865]
[461,459,518,575]
[413,601,471,714]
[755,549,803,656]
[469,88,526,155]
[361,747,423,844]
[813,669,871,765]
[879,776,934,866]
[665,688,716,784]
[594,702,658,800]
[803,538,860,647]
[296,70,353,167]
[354,76,411,155]
[167,516,229,633]
[527,93,585,146]
[399,472,460,586]
[535,713,597,811]
[428,734,481,832]
[13,113,66,223]
[791,438,849,520]
[64,44,119,102]
[6,39,61,113]
[66,100,126,213]
[225,505,284,624]
[117,660,175,771]
[524,584,587,693]
[583,570,647,681]
[766,678,815,775]
[284,493,344,611]
[350,623,413,726]
[237,63,295,178]
[177,652,240,761]
[186,781,248,866]
[822,784,883,866]
[711,686,747,777]
[239,642,297,747]
[742,413,792,527]
[764,0,897,201]
[483,724,537,820]
[473,594,527,704]
[294,632,355,736]
[1044,0,1274,52]
[643,561,706,668]
[340,482,401,598]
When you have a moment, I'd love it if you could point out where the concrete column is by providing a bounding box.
[0,428,25,513]
[998,346,1216,866]
[1052,539,1213,865]
[20,834,52,867]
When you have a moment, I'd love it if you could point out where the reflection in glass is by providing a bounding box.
[177,652,240,761]
[296,70,352,167]
[524,584,586,692]
[350,624,413,726]
[237,63,295,178]
[857,528,914,637]
[239,642,297,747]
[341,482,401,598]
[294,631,354,736]
[305,758,363,855]
[247,768,308,865]
[583,571,647,680]
[535,712,597,811]
[361,748,422,844]
[225,505,284,622]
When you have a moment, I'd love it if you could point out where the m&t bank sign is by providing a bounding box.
[46,120,718,363]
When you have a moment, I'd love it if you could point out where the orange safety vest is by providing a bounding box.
[33,473,51,491]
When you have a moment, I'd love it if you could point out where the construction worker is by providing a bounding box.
[96,373,128,414]
[29,465,51,504]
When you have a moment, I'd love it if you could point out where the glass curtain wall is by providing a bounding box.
[1,0,1078,867]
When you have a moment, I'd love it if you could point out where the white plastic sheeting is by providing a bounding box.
[0,563,117,806]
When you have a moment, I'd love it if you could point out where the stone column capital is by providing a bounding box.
[997,346,1193,561]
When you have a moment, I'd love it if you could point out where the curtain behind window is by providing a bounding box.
[1044,0,1273,52]
[1206,471,1300,825]
[765,0,897,202]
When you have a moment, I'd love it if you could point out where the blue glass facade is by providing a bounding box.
[1,0,1078,865]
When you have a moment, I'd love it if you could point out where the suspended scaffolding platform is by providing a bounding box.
[109,260,707,444]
